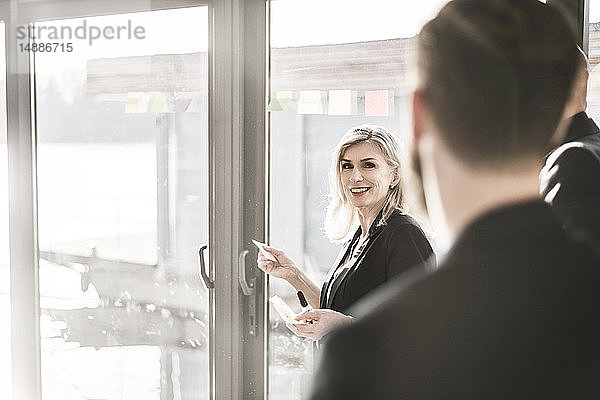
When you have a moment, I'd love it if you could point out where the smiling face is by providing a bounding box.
[340,141,398,216]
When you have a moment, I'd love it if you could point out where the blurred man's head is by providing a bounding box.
[415,0,577,167]
[562,46,590,120]
[411,0,577,247]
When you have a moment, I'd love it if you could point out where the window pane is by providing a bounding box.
[268,1,447,398]
[34,8,209,399]
[589,1,600,122]
[0,21,11,400]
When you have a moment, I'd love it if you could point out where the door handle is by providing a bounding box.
[239,250,257,336]
[238,250,255,296]
[198,245,214,289]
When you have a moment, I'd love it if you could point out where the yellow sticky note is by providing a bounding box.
[148,92,167,113]
[267,98,286,111]
[125,92,145,113]
[268,91,293,112]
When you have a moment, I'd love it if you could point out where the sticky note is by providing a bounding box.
[174,92,193,112]
[328,90,357,115]
[125,92,145,113]
[298,90,325,114]
[276,91,293,102]
[268,91,293,112]
[148,92,167,113]
[269,295,308,324]
[268,98,288,111]
[269,295,296,322]
[365,90,392,116]
[252,239,276,261]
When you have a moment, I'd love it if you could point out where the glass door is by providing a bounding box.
[33,7,210,399]
[267,1,448,397]
[6,0,268,398]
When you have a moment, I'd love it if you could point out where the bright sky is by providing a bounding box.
[34,7,208,91]
[35,7,208,62]
[34,0,447,62]
[270,0,449,47]
[591,0,600,22]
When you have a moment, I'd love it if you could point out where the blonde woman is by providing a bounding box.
[258,125,434,340]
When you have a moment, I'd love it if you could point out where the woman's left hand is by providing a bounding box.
[286,309,353,341]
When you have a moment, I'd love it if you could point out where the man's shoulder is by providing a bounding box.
[549,140,599,165]
[547,131,600,167]
[565,112,600,142]
[541,137,600,192]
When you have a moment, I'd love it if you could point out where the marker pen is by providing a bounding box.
[297,290,313,324]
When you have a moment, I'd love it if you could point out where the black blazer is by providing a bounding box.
[311,201,600,400]
[541,111,600,249]
[319,210,434,313]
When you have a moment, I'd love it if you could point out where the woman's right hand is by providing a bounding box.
[286,309,353,340]
[256,246,299,282]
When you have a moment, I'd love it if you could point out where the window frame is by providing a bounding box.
[3,0,268,399]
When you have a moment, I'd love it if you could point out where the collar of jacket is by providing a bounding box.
[563,111,600,144]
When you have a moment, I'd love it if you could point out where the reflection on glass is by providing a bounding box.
[269,1,448,398]
[588,3,600,122]
[34,8,209,399]
[0,21,11,400]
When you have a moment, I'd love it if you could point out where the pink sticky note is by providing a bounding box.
[365,90,389,116]
[174,93,193,112]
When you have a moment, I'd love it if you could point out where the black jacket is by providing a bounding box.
[311,201,600,400]
[541,111,600,249]
[320,210,434,313]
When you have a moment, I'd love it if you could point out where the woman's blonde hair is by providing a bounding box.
[324,125,407,243]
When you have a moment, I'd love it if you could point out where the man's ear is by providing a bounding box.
[412,89,427,145]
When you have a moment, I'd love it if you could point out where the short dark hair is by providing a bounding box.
[417,0,577,166]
